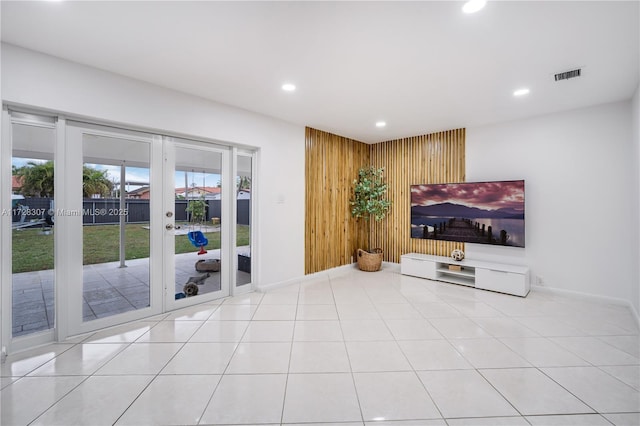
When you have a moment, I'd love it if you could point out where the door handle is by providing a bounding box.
[166,224,174,230]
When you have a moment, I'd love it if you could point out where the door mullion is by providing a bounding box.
[55,116,69,341]
[1,109,12,356]
[149,134,165,315]
[161,138,176,313]
[227,148,237,295]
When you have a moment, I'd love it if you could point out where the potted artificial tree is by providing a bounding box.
[350,166,392,271]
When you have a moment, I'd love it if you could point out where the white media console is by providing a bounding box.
[400,253,530,297]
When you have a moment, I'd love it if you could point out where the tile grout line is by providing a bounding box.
[331,273,367,425]
[67,310,208,425]
[22,319,151,426]
[112,302,225,425]
[196,292,262,425]
[279,280,302,425]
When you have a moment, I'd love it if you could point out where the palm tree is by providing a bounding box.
[15,161,54,197]
[15,162,114,198]
[82,167,113,198]
[237,176,251,193]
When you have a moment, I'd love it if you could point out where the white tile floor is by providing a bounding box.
[1,265,639,426]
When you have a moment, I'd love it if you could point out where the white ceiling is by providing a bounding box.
[2,1,638,143]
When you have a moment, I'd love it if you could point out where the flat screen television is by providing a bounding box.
[410,180,525,247]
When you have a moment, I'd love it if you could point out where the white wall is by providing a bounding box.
[467,101,636,306]
[632,85,640,316]
[1,43,306,287]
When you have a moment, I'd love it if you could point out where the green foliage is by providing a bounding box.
[186,198,207,223]
[15,161,54,197]
[237,176,251,191]
[350,166,392,221]
[82,167,113,198]
[14,161,113,198]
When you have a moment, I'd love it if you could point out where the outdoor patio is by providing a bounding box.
[11,247,251,337]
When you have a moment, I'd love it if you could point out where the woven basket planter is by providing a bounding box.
[356,248,383,272]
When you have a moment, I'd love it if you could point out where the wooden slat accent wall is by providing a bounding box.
[305,127,370,274]
[305,127,465,273]
[369,128,466,262]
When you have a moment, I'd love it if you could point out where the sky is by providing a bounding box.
[90,164,221,190]
[13,158,222,190]
[411,181,525,211]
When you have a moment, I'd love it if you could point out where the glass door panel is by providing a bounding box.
[81,134,152,322]
[10,116,56,338]
[169,143,228,305]
[236,154,252,288]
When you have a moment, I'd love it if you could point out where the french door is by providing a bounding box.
[163,139,232,312]
[65,124,234,337]
[2,114,249,352]
[64,122,164,336]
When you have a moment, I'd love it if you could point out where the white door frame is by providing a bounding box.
[64,121,163,337]
[233,148,258,295]
[1,108,13,356]
[1,109,59,353]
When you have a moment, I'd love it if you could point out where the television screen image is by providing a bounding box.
[411,180,525,247]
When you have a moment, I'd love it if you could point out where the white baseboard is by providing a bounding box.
[256,262,403,292]
[255,263,357,293]
[256,264,640,330]
[255,275,302,293]
[532,284,640,329]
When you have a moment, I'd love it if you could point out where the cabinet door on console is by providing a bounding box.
[401,257,437,280]
[476,268,529,297]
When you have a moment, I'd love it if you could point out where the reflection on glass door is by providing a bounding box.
[81,133,151,323]
[172,144,225,302]
[10,114,57,338]
[236,154,252,288]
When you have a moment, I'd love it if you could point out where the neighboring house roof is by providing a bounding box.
[175,186,221,196]
[128,186,150,195]
[12,175,23,191]
[126,186,151,199]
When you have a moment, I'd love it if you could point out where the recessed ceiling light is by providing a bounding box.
[513,88,530,97]
[375,121,386,128]
[281,83,296,92]
[462,0,486,14]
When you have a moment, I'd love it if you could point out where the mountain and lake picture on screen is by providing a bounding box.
[410,180,525,248]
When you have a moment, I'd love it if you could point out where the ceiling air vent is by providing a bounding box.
[554,69,581,81]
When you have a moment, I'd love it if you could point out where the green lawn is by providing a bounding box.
[13,223,250,273]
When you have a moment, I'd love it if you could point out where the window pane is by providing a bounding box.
[236,155,252,287]
[82,135,151,322]
[11,121,56,337]
[174,147,223,300]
